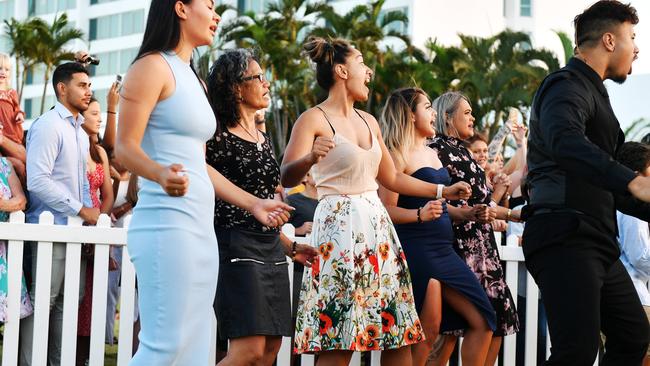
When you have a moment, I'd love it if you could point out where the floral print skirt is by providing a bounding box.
[0,240,33,321]
[294,191,424,353]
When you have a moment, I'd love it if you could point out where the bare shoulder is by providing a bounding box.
[293,107,332,137]
[96,145,109,163]
[122,53,173,101]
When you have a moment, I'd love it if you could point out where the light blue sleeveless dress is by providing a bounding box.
[126,52,218,365]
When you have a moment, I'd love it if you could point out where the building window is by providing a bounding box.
[89,9,144,41]
[520,0,532,17]
[24,95,56,119]
[89,47,138,77]
[379,7,408,35]
[238,0,274,13]
[90,0,120,4]
[28,0,76,16]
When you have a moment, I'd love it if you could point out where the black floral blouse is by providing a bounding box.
[206,129,280,232]
[430,134,519,336]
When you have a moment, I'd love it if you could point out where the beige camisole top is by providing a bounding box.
[311,107,382,199]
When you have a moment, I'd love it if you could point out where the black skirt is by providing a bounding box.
[214,227,292,339]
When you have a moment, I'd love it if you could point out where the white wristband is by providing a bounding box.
[436,184,444,199]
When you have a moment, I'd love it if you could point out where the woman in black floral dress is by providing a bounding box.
[429,92,519,365]
[206,49,316,365]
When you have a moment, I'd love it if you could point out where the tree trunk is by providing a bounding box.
[15,56,21,101]
[40,65,51,115]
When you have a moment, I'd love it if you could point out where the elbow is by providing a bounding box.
[16,196,27,211]
[114,140,129,168]
[280,168,297,188]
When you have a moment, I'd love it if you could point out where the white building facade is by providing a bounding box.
[0,0,643,124]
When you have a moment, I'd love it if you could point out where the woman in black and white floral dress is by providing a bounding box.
[429,92,519,365]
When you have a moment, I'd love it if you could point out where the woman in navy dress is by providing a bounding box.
[378,88,496,366]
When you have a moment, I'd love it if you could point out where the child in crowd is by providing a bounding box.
[0,53,26,185]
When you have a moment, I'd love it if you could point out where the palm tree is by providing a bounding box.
[31,13,84,114]
[4,18,40,102]
[554,30,574,65]
[624,118,650,141]
[428,30,560,138]
[311,0,411,112]
[194,3,237,80]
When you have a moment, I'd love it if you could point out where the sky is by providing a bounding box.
[608,0,650,133]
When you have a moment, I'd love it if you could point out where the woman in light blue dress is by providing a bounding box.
[114,1,292,365]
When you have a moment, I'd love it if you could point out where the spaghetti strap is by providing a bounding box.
[354,108,373,137]
[315,106,336,135]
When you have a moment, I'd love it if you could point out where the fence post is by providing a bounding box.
[2,211,26,366]
[31,211,56,366]
[117,215,136,366]
[60,216,83,366]
[89,214,112,366]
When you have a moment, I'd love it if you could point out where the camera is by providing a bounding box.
[85,55,100,65]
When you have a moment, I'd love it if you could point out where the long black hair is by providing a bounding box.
[134,0,192,62]
[133,0,206,95]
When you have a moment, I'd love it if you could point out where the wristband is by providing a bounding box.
[291,241,297,259]
[506,209,512,221]
[436,184,444,199]
[416,207,423,224]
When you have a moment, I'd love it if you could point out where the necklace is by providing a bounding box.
[238,122,263,151]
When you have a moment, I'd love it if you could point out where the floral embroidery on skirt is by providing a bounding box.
[294,191,424,353]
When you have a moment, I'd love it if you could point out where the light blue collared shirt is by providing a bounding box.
[617,211,650,306]
[26,102,91,225]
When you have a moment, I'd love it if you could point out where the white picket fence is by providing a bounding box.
[0,212,565,366]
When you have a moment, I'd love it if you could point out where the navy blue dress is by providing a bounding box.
[395,167,496,333]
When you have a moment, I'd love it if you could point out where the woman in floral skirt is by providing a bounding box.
[281,37,471,366]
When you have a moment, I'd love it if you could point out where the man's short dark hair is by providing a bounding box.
[52,62,89,97]
[574,1,638,47]
[617,141,650,172]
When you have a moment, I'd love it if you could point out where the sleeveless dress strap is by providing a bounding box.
[315,106,336,135]
[353,108,373,137]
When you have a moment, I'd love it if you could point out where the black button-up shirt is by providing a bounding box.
[527,57,647,235]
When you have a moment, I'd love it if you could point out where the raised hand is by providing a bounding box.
[157,164,189,197]
[443,181,472,200]
[308,136,335,164]
[108,81,120,108]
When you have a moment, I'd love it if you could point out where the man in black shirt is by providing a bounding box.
[524,1,650,365]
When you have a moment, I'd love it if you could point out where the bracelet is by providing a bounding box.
[416,207,423,224]
[506,209,512,221]
[107,111,116,115]
[436,184,444,199]
[291,241,297,259]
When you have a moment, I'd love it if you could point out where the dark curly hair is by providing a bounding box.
[617,141,650,173]
[574,1,638,47]
[207,49,259,129]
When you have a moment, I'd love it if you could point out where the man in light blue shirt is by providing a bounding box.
[20,62,99,366]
